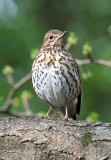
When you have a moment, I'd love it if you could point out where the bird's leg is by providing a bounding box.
[63,106,68,120]
[42,106,53,118]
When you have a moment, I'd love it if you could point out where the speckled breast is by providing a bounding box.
[32,47,81,108]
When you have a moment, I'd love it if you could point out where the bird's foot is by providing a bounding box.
[67,118,73,121]
[59,117,73,121]
[42,115,50,119]
[63,115,68,120]
[59,115,68,121]
[42,106,53,119]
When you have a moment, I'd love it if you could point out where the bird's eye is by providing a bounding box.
[49,35,53,39]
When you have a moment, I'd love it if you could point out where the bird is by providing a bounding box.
[32,29,82,120]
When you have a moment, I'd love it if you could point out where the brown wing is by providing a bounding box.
[63,48,82,118]
[76,85,82,115]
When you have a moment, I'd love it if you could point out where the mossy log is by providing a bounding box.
[0,117,111,160]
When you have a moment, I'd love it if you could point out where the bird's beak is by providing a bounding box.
[59,31,67,38]
[57,31,67,39]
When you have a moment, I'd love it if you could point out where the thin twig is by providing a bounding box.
[65,42,111,67]
[0,72,32,113]
[76,59,111,67]
[65,43,72,50]
[14,72,32,90]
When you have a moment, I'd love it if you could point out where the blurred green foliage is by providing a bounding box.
[2,65,14,75]
[0,0,111,122]
[86,112,99,121]
[21,90,32,100]
[13,97,22,107]
[82,42,92,56]
[82,71,92,80]
[67,32,78,45]
[30,48,39,59]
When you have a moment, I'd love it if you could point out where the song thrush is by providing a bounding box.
[32,29,82,120]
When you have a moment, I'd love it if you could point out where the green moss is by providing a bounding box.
[82,133,92,147]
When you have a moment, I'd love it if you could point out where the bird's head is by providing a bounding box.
[42,29,67,48]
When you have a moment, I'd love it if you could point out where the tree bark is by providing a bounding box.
[0,117,111,160]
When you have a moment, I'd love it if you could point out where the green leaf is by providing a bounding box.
[67,32,78,45]
[86,112,99,121]
[21,90,32,100]
[30,48,39,59]
[2,65,14,75]
[82,42,92,55]
[13,97,22,107]
[82,71,92,80]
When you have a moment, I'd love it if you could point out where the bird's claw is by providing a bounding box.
[42,115,50,119]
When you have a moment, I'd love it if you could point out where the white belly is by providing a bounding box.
[32,65,79,108]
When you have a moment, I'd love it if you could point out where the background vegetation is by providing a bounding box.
[0,0,111,122]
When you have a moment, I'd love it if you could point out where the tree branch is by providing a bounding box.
[0,117,111,160]
[14,72,32,90]
[77,59,111,67]
[0,72,32,115]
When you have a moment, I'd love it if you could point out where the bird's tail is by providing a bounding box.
[67,99,78,120]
